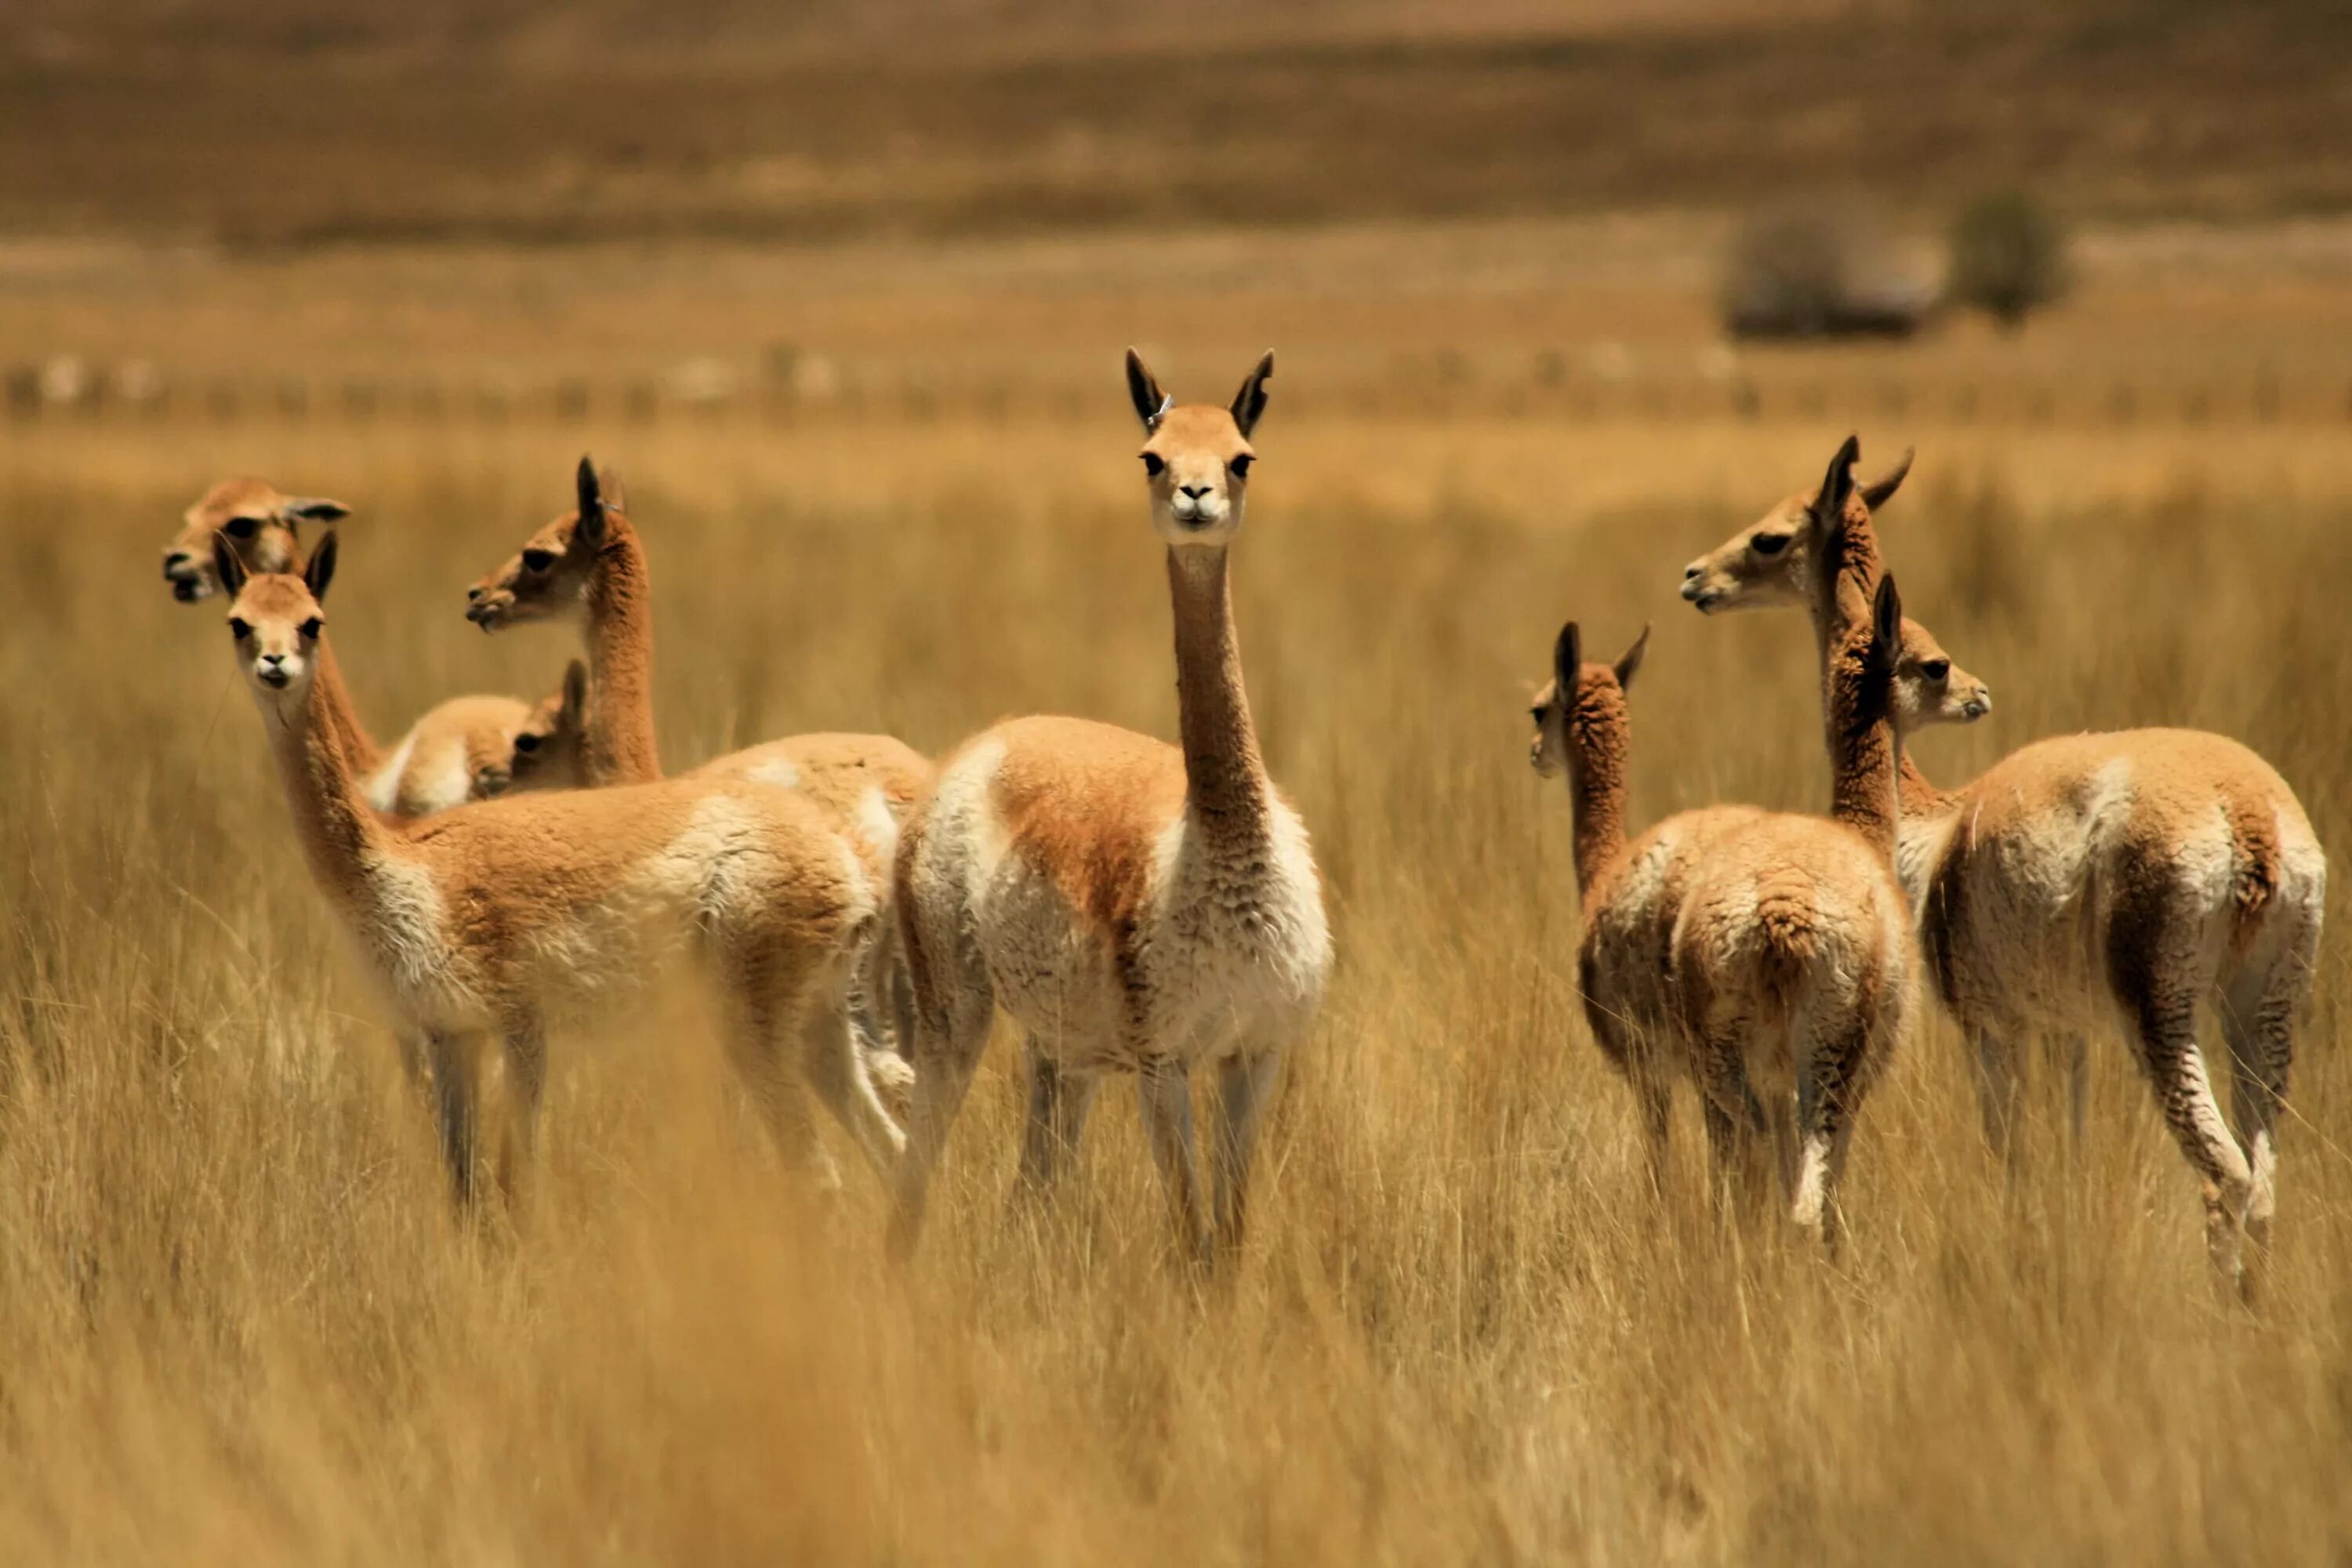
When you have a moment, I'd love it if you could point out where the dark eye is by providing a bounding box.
[1141,453,1166,479]
[1921,658,1950,681]
[1529,705,1546,721]
[1230,454,1254,479]
[225,517,258,539]
[522,548,555,573]
[298,617,322,641]
[227,617,252,639]
[514,732,541,753]
[1751,532,1789,557]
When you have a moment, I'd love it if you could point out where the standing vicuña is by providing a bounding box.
[463,460,931,1097]
[1530,555,1926,1250]
[210,532,903,1207]
[887,350,1332,1267]
[164,478,565,815]
[1680,437,2326,1297]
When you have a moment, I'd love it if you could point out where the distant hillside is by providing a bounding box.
[3,1,2345,246]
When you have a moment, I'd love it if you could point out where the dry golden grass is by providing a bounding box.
[2,377,2349,1561]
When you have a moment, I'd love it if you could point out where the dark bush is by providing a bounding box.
[1948,191,2071,329]
[1720,207,1932,340]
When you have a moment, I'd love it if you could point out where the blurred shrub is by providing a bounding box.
[1947,191,2071,329]
[1720,206,1932,340]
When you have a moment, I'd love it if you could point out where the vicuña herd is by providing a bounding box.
[165,352,2323,1302]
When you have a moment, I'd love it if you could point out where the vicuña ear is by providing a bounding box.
[283,496,352,524]
[1125,349,1170,431]
[1812,434,1860,528]
[1613,623,1652,691]
[1230,350,1275,437]
[575,456,608,551]
[561,659,589,725]
[1871,574,1903,673]
[1553,622,1581,695]
[211,532,248,599]
[1860,447,1912,511]
[304,528,339,602]
[596,466,627,515]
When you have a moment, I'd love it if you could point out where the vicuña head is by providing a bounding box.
[165,478,348,603]
[506,659,591,793]
[1678,440,1911,615]
[214,526,336,713]
[466,459,626,631]
[1527,621,1648,782]
[1680,436,1991,731]
[1126,347,1272,547]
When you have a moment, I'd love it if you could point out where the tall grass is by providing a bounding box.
[0,420,2347,1562]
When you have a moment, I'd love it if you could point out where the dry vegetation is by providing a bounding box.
[1,391,2349,1560]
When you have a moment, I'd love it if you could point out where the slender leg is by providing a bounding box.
[426,1030,485,1210]
[2060,1033,2090,1151]
[1701,1089,1771,1218]
[719,971,839,1194]
[1013,1046,1099,1203]
[1967,1022,2024,1170]
[2126,972,2253,1296]
[1137,1054,1208,1268]
[495,1018,547,1215]
[887,979,994,1261]
[1210,1048,1286,1257]
[852,920,915,1119]
[1795,1017,1873,1258]
[1694,1025,1769,1183]
[2222,931,2310,1308]
[799,970,909,1189]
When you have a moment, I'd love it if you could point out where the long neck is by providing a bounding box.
[1167,546,1271,843]
[1564,716,1630,900]
[263,659,401,909]
[583,517,663,786]
[309,639,383,775]
[1828,662,1900,858]
[1809,512,1880,670]
[274,532,381,775]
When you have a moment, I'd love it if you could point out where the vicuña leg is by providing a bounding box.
[495,1018,548,1214]
[2115,909,2252,1295]
[2221,931,2309,1307]
[1013,1046,1100,1203]
[426,1029,486,1210]
[1137,1054,1208,1267]
[1210,1047,1286,1257]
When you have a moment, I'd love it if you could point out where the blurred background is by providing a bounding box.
[5,0,2350,456]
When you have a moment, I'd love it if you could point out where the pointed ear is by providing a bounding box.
[1613,623,1652,691]
[303,528,339,602]
[282,496,351,524]
[575,456,607,550]
[1552,622,1581,694]
[1871,574,1903,673]
[1860,446,1912,511]
[561,659,589,725]
[1125,349,1169,431]
[211,532,248,600]
[596,466,627,515]
[1810,434,1861,531]
[1230,350,1275,437]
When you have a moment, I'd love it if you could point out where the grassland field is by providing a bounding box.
[5,222,2352,1561]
